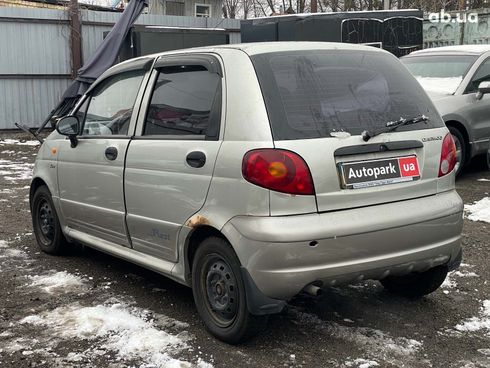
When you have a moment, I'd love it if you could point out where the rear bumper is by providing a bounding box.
[222,190,463,302]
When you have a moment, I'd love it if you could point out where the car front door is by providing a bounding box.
[462,57,490,151]
[57,65,149,247]
[124,55,223,262]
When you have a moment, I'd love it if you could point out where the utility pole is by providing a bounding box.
[68,0,82,79]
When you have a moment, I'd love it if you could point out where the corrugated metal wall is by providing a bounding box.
[0,7,72,128]
[424,9,489,48]
[0,7,240,129]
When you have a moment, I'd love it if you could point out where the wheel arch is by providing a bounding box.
[184,225,229,283]
[29,177,49,209]
[445,120,471,163]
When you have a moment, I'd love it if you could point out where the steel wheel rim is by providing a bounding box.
[37,198,55,245]
[201,255,238,328]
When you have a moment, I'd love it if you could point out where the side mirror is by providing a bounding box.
[56,116,80,148]
[476,81,490,100]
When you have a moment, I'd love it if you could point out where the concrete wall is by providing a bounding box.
[424,9,490,48]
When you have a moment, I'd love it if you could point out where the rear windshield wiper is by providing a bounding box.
[361,115,429,142]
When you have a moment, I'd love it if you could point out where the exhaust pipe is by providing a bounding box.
[303,284,323,296]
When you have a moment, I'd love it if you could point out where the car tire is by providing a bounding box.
[486,149,490,171]
[448,126,466,176]
[191,236,267,344]
[31,185,69,255]
[380,265,448,298]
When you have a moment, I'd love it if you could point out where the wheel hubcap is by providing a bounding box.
[204,259,238,326]
[38,199,55,243]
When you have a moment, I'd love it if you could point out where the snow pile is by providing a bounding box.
[345,358,379,368]
[290,308,422,362]
[28,271,87,294]
[20,302,196,367]
[464,197,490,223]
[455,300,490,336]
[415,76,462,95]
[0,139,40,146]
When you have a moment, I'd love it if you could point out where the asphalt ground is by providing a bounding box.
[0,132,489,368]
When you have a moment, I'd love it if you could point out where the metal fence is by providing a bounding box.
[0,7,241,129]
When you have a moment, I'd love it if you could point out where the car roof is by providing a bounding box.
[93,42,389,90]
[114,41,387,68]
[407,44,490,56]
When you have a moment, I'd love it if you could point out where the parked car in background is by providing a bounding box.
[30,42,463,344]
[402,45,490,175]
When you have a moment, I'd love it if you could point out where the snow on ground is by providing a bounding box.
[0,239,28,260]
[345,358,379,368]
[455,300,490,336]
[465,197,490,223]
[477,178,490,182]
[289,307,422,363]
[27,271,87,294]
[440,265,479,294]
[0,158,34,182]
[20,301,198,367]
[0,139,40,146]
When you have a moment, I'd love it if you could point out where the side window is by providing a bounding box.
[466,58,490,94]
[144,65,221,138]
[82,70,145,136]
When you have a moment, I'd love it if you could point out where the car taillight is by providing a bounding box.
[438,133,457,177]
[242,149,315,195]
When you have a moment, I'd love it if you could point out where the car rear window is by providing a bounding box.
[251,50,444,140]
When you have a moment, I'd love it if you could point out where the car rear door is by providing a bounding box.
[124,54,223,262]
[57,61,150,246]
[250,48,448,214]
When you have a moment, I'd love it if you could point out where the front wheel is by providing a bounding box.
[191,237,267,344]
[32,185,69,255]
[380,265,448,298]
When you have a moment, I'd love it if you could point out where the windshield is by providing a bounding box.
[251,50,443,140]
[402,55,477,94]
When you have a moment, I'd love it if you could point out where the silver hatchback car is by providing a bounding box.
[30,42,464,343]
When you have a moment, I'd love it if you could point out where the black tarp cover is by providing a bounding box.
[50,0,148,123]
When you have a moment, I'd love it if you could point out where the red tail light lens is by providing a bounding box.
[242,149,315,195]
[438,133,458,177]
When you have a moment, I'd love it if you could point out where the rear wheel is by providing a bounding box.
[380,265,448,298]
[191,236,267,344]
[32,185,69,255]
[448,126,466,176]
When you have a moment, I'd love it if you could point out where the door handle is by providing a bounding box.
[105,146,118,161]
[186,151,206,168]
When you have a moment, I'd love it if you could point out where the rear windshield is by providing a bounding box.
[251,50,444,140]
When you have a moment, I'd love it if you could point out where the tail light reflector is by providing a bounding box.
[438,133,457,177]
[242,149,315,195]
